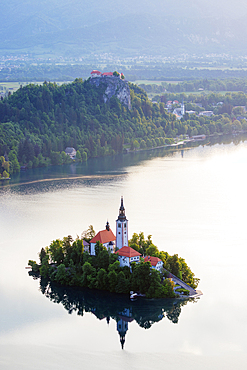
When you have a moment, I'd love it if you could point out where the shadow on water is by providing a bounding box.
[1,133,247,195]
[0,147,181,195]
[34,275,198,349]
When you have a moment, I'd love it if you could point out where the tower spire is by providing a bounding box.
[120,335,125,349]
[116,197,128,249]
[118,196,126,221]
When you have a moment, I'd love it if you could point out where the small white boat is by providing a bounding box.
[130,292,138,300]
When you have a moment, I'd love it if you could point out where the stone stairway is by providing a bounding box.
[167,272,198,297]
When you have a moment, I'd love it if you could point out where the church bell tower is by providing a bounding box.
[116,197,128,250]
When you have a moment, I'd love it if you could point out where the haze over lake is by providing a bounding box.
[0,140,247,369]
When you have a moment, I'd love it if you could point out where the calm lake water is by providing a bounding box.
[1,138,247,369]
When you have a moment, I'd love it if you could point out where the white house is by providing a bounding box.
[144,256,163,271]
[191,134,206,141]
[65,147,76,159]
[115,246,141,268]
[199,111,214,117]
[90,221,116,255]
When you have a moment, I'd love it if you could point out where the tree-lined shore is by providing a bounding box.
[1,78,247,175]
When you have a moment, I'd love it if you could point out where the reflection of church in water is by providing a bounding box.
[37,275,188,350]
[90,299,187,349]
[91,307,133,349]
[117,308,133,349]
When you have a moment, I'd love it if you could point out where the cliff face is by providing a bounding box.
[89,76,131,110]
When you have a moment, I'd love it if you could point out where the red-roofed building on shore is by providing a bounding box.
[90,221,116,255]
[144,256,163,271]
[115,246,141,268]
[91,70,102,78]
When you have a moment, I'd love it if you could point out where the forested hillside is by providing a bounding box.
[0,79,170,172]
[1,78,246,175]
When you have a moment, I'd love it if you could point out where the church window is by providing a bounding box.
[118,223,121,228]
[118,232,120,234]
[124,223,126,227]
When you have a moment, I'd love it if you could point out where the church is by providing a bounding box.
[89,197,141,267]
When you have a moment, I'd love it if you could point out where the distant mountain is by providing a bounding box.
[1,0,247,57]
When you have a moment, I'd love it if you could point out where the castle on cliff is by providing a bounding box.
[89,71,131,109]
[91,70,125,79]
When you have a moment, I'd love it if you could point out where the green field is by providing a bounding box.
[147,90,241,99]
[133,80,183,85]
[0,80,242,99]
[188,66,247,71]
[0,80,73,93]
[0,82,23,92]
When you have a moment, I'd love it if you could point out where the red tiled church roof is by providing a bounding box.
[90,229,116,244]
[116,246,141,258]
[144,256,162,267]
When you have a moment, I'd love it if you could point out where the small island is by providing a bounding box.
[28,198,201,299]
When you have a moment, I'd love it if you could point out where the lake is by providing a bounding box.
[0,138,247,369]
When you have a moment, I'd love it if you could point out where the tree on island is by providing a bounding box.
[81,225,95,241]
[129,232,199,289]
